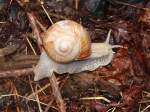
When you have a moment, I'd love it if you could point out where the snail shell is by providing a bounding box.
[42,20,91,63]
[34,20,122,81]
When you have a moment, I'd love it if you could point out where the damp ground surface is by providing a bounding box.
[0,0,150,112]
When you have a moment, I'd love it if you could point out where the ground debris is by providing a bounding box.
[0,0,149,112]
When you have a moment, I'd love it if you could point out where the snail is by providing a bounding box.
[34,20,122,81]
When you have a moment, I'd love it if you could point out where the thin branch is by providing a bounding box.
[0,68,33,78]
[48,73,66,112]
[40,1,54,24]
[0,94,47,106]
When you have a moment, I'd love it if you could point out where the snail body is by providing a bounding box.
[34,20,122,81]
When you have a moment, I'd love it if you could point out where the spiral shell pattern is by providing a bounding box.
[42,20,91,63]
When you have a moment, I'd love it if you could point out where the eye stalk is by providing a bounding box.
[90,29,123,59]
[105,29,123,49]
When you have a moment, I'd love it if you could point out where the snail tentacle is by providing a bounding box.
[105,29,112,44]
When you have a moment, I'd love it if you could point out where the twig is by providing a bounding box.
[28,75,43,112]
[40,1,54,24]
[35,19,47,32]
[26,36,37,55]
[26,13,42,43]
[0,94,48,106]
[12,81,21,112]
[114,0,144,10]
[141,105,150,112]
[75,0,80,10]
[80,96,111,103]
[28,83,51,98]
[43,99,54,112]
[0,22,6,23]
[36,91,43,112]
[45,12,68,20]
[0,44,19,57]
[0,60,37,70]
[0,68,33,78]
[48,73,66,112]
[12,55,39,61]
